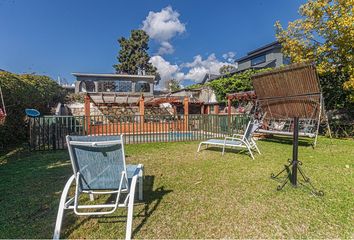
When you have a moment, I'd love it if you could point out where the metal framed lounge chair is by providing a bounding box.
[197,121,261,159]
[53,135,143,240]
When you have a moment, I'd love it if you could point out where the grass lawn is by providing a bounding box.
[0,136,353,238]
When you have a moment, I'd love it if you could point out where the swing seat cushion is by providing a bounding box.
[257,129,316,138]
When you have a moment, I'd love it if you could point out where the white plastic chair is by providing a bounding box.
[197,121,261,159]
[53,135,143,240]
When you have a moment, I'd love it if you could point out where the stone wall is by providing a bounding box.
[66,101,175,123]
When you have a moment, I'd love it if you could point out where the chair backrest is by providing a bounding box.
[243,121,259,141]
[66,135,127,191]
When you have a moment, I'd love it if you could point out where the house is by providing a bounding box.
[235,41,290,72]
[73,73,155,96]
[170,86,221,114]
[67,73,156,117]
[202,41,289,84]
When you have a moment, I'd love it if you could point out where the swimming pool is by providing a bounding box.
[123,131,222,144]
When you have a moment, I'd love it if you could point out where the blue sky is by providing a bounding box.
[0,0,305,87]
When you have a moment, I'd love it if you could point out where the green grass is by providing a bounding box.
[0,137,353,238]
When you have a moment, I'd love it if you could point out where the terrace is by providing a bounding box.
[0,137,353,238]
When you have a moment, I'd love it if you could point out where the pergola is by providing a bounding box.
[226,90,257,115]
[83,93,198,134]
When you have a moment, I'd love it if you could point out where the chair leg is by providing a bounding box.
[89,193,94,201]
[125,172,140,240]
[125,195,134,240]
[251,139,261,154]
[53,175,75,240]
[247,145,255,160]
[138,167,144,201]
[255,145,261,154]
[197,143,203,152]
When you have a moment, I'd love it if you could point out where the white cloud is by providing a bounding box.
[150,53,238,88]
[185,67,209,83]
[149,55,184,88]
[222,51,236,63]
[142,6,186,55]
[182,54,237,82]
[158,41,174,55]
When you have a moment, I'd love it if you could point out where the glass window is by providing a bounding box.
[283,56,291,65]
[251,55,266,66]
[80,80,95,92]
[114,81,132,92]
[135,81,150,93]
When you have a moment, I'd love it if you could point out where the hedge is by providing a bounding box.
[0,72,65,147]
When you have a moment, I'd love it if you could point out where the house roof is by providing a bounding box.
[235,41,281,63]
[72,72,155,80]
[170,88,201,94]
[88,92,153,105]
[201,73,220,84]
[145,96,203,105]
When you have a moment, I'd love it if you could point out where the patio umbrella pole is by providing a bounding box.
[270,117,324,196]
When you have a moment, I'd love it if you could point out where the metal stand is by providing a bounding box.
[271,117,324,196]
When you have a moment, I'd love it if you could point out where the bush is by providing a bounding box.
[207,69,271,103]
[0,72,65,147]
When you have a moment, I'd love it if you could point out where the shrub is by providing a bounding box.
[0,72,65,147]
[207,69,271,103]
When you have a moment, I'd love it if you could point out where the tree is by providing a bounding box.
[275,0,354,103]
[165,79,181,92]
[219,65,237,75]
[114,30,158,78]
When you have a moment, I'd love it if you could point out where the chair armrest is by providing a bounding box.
[224,136,250,146]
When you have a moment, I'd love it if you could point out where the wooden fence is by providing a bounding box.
[29,114,249,150]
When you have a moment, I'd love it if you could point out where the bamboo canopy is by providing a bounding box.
[252,63,322,119]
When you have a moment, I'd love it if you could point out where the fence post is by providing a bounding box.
[184,96,189,131]
[227,96,231,135]
[139,94,144,121]
[84,94,91,134]
[215,104,219,114]
[52,121,56,151]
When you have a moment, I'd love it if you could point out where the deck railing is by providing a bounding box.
[29,114,250,150]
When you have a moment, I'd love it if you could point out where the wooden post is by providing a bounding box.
[184,96,189,131]
[139,95,145,125]
[214,104,219,114]
[201,105,205,114]
[227,96,231,134]
[227,97,231,116]
[84,94,91,134]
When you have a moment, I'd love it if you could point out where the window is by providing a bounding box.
[114,81,132,92]
[251,55,266,66]
[135,81,150,93]
[98,81,115,92]
[283,56,291,65]
[79,80,95,92]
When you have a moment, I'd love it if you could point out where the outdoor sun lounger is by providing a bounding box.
[197,121,261,159]
[53,135,143,240]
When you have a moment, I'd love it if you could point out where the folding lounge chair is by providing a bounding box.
[53,135,143,240]
[197,121,261,159]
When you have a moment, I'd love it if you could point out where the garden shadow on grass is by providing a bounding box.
[63,175,172,238]
[259,135,313,147]
[197,146,253,158]
[132,175,172,237]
